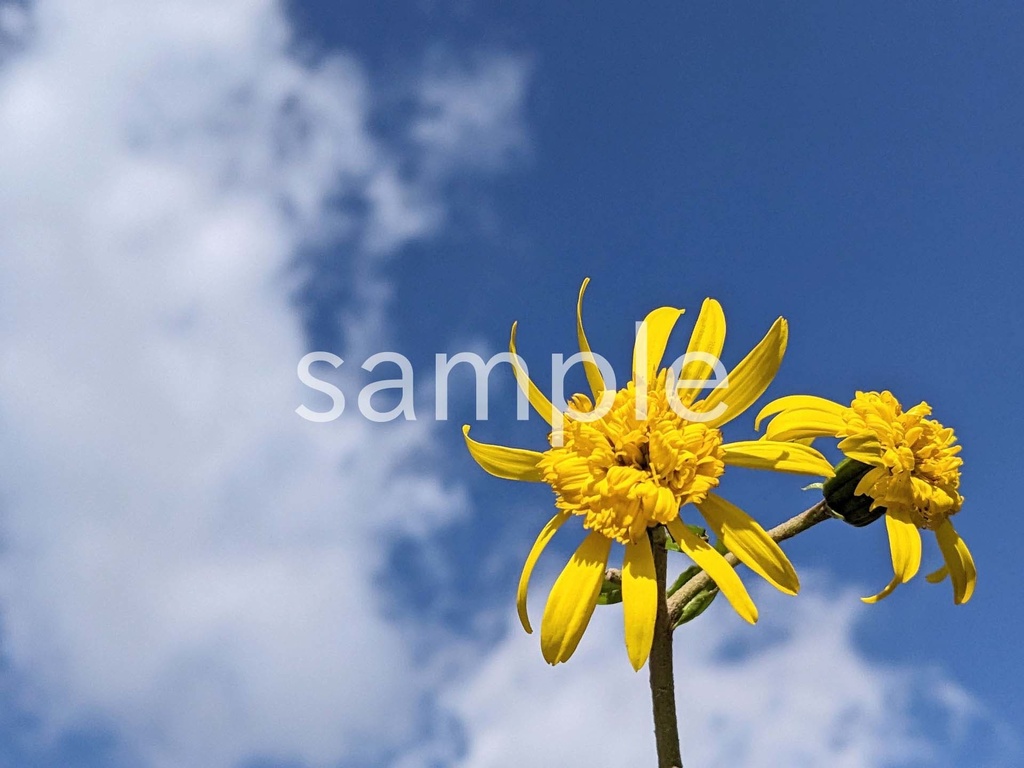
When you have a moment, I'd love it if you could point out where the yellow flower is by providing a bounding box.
[463,280,835,670]
[757,390,976,605]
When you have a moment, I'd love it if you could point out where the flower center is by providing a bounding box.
[841,391,963,529]
[538,378,725,544]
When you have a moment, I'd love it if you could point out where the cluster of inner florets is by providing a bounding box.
[841,390,963,530]
[538,377,725,544]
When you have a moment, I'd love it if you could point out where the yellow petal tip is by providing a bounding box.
[954,580,976,606]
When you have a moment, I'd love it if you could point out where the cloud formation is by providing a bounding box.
[442,579,994,768]
[0,1,526,766]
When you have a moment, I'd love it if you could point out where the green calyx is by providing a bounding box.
[823,457,887,527]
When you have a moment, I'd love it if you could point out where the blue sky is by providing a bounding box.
[0,1,1021,767]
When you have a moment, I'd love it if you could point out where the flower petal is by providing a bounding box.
[888,508,923,579]
[754,395,846,431]
[510,321,556,425]
[861,575,900,604]
[576,278,605,401]
[632,306,684,389]
[666,518,758,623]
[622,537,657,671]
[925,565,949,584]
[935,519,976,605]
[517,512,571,633]
[540,531,612,664]
[696,493,800,596]
[760,408,847,443]
[837,434,884,466]
[854,466,888,497]
[692,317,788,428]
[675,298,726,405]
[862,508,921,603]
[722,440,835,477]
[463,425,544,482]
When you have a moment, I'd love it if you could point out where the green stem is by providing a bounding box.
[617,499,835,767]
[648,526,683,768]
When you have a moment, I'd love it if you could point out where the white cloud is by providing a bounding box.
[413,52,531,175]
[440,579,996,768]
[0,1,526,766]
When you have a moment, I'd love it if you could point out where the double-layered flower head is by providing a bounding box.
[758,390,976,604]
[464,280,835,670]
[539,376,726,545]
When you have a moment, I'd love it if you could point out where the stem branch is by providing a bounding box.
[666,499,832,626]
[604,499,835,766]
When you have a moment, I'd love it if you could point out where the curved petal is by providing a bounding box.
[517,512,571,633]
[632,306,685,389]
[510,322,556,425]
[722,440,835,477]
[622,537,657,671]
[935,519,977,605]
[886,508,922,582]
[837,434,884,466]
[692,317,788,428]
[463,425,544,482]
[540,531,612,664]
[675,298,727,405]
[754,395,846,431]
[696,493,800,596]
[760,408,847,443]
[666,517,758,623]
[862,508,922,603]
[861,574,900,604]
[576,278,605,401]
[854,466,888,497]
[925,565,949,584]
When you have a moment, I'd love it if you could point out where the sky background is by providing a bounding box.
[0,1,1021,767]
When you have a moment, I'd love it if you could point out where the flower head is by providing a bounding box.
[757,390,976,604]
[464,280,835,669]
[539,374,726,545]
